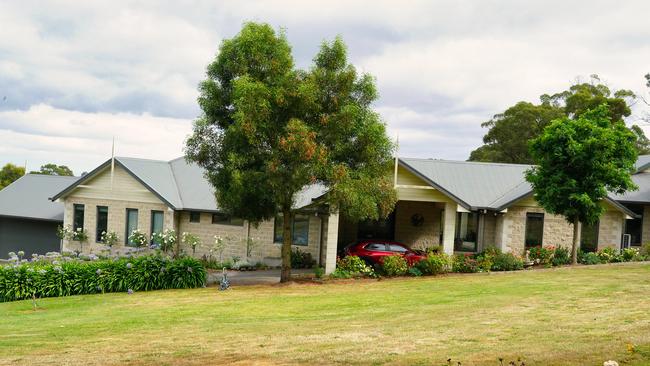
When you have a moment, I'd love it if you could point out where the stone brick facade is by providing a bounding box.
[394,201,442,250]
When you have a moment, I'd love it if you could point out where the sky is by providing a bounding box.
[1,1,650,174]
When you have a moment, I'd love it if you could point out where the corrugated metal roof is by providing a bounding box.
[0,174,79,221]
[399,158,533,209]
[613,172,650,203]
[635,155,650,172]
[116,157,183,209]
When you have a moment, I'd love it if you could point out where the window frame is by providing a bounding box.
[524,212,545,249]
[211,213,244,226]
[73,204,85,231]
[125,208,139,246]
[273,214,310,246]
[150,210,164,243]
[96,206,108,243]
[454,211,479,252]
[189,212,201,223]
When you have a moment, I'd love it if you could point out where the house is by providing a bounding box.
[0,174,79,257]
[43,155,650,273]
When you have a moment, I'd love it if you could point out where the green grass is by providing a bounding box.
[1,263,650,365]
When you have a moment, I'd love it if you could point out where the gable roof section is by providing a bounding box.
[52,157,325,212]
[0,174,79,221]
[635,155,650,173]
[399,157,640,218]
[613,172,650,204]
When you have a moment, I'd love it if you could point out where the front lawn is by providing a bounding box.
[1,263,650,365]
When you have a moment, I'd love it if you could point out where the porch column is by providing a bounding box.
[324,212,340,274]
[442,202,456,255]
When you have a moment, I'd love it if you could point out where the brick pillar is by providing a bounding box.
[324,212,340,274]
[442,202,456,255]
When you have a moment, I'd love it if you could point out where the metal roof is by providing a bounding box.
[399,157,640,217]
[0,174,79,221]
[52,157,325,212]
[613,172,650,204]
[635,155,650,172]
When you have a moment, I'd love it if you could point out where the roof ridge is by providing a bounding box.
[115,156,169,163]
[167,160,184,210]
[24,173,79,179]
[400,157,533,168]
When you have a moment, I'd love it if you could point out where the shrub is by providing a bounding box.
[528,246,553,265]
[128,230,148,248]
[408,267,423,276]
[641,243,650,258]
[0,254,206,302]
[380,255,408,277]
[597,247,621,263]
[291,248,316,269]
[452,254,480,273]
[580,252,601,265]
[416,253,451,275]
[332,256,374,278]
[621,247,643,262]
[490,252,524,271]
[181,232,201,254]
[313,267,325,279]
[551,246,571,266]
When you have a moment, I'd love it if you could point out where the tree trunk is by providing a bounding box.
[280,208,293,283]
[572,218,581,264]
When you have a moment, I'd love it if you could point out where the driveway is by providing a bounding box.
[207,268,313,286]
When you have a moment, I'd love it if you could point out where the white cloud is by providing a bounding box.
[0,105,192,173]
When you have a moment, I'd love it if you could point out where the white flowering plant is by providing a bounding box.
[182,232,201,255]
[152,229,177,253]
[128,229,148,248]
[100,231,119,247]
[212,235,227,262]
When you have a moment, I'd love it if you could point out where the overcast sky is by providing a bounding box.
[1,1,649,174]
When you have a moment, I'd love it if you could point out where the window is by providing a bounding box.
[365,243,388,251]
[150,211,164,243]
[388,244,408,253]
[189,212,201,223]
[96,206,108,242]
[624,204,644,246]
[125,209,139,246]
[212,213,244,226]
[73,204,85,231]
[580,222,599,253]
[273,214,310,246]
[525,213,544,249]
[454,212,479,252]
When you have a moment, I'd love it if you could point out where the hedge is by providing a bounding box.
[0,254,206,302]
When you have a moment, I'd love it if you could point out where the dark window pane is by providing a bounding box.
[580,222,599,252]
[389,244,408,253]
[73,204,85,231]
[150,211,164,243]
[189,212,200,223]
[455,212,478,252]
[525,213,544,249]
[365,243,387,251]
[125,209,138,246]
[96,206,108,242]
[292,215,309,246]
[625,217,642,246]
[212,213,244,226]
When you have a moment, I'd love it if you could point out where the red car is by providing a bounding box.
[343,240,426,266]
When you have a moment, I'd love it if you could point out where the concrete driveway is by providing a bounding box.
[207,268,313,286]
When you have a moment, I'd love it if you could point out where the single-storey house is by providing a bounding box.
[0,174,78,257]
[39,155,650,273]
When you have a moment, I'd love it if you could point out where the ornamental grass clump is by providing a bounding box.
[0,254,206,302]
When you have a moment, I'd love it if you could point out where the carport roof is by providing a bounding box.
[0,174,79,222]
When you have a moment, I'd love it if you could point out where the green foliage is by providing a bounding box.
[0,163,25,190]
[597,247,621,263]
[579,251,602,265]
[380,255,408,277]
[128,230,148,248]
[407,267,422,277]
[181,232,201,254]
[184,22,397,281]
[490,252,524,271]
[452,255,480,273]
[415,253,451,275]
[290,247,316,269]
[331,255,375,278]
[313,267,325,279]
[621,247,644,262]
[551,246,571,266]
[0,255,206,302]
[470,75,646,163]
[152,229,177,253]
[641,243,650,258]
[100,231,119,247]
[29,163,74,176]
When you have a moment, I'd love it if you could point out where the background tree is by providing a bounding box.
[0,163,25,190]
[525,105,637,264]
[470,75,649,162]
[30,163,74,176]
[185,23,396,282]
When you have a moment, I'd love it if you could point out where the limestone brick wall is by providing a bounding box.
[597,210,624,250]
[394,201,441,250]
[643,206,650,245]
[481,213,497,248]
[502,206,573,255]
[177,211,323,265]
[62,197,173,253]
